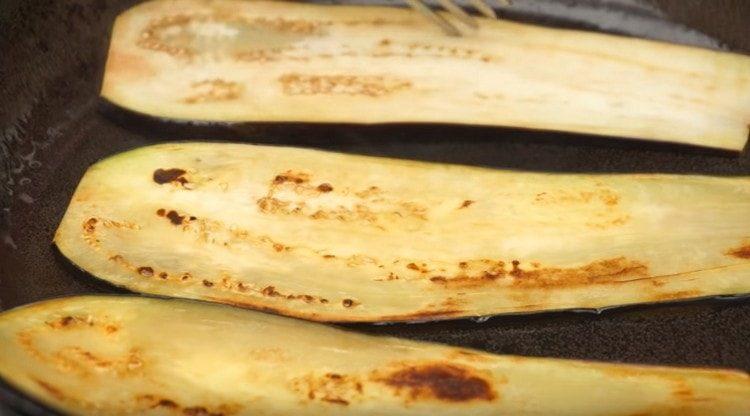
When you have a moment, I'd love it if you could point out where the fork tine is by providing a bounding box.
[405,0,462,36]
[469,0,497,18]
[436,0,477,28]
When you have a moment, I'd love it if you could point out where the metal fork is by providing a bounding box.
[405,0,510,36]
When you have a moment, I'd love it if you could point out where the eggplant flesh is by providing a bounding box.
[54,143,750,322]
[1,296,749,416]
[101,0,750,150]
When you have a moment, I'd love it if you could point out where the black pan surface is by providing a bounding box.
[1,1,750,414]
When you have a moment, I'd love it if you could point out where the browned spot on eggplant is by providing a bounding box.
[159,272,168,279]
[429,257,647,289]
[322,398,349,405]
[156,208,166,216]
[183,79,242,104]
[262,286,282,297]
[342,298,360,308]
[727,244,750,259]
[137,266,154,277]
[155,399,178,408]
[273,171,310,185]
[83,218,98,233]
[317,183,334,192]
[33,379,66,401]
[166,210,185,225]
[202,280,215,287]
[375,363,496,402]
[138,14,322,60]
[292,372,363,406]
[459,200,475,209]
[279,73,411,97]
[153,168,187,185]
[183,406,224,416]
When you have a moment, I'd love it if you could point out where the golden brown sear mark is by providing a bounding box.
[259,172,427,229]
[279,74,411,97]
[727,244,750,259]
[427,257,648,289]
[153,168,188,185]
[34,379,66,402]
[139,394,240,416]
[375,363,496,402]
[182,79,242,104]
[137,14,323,58]
[534,188,620,206]
[459,200,475,209]
[292,372,364,406]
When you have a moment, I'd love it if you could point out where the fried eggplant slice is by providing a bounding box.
[54,143,750,322]
[1,296,749,415]
[101,0,750,150]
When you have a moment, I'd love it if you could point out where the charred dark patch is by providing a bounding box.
[166,210,185,225]
[459,200,475,209]
[153,168,187,185]
[727,244,750,259]
[317,183,334,192]
[137,266,154,277]
[376,363,496,402]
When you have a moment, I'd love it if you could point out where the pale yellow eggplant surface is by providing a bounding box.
[101,0,750,150]
[54,143,750,322]
[1,296,749,415]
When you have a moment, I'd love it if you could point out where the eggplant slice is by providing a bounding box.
[101,0,750,150]
[55,143,750,322]
[1,295,749,415]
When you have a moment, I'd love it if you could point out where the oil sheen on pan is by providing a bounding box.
[1,296,749,415]
[54,143,750,322]
[100,0,750,150]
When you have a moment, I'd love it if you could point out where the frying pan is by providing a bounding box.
[1,0,749,414]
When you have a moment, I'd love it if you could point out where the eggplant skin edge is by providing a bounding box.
[1,295,749,416]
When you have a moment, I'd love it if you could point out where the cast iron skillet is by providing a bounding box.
[1,1,749,414]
